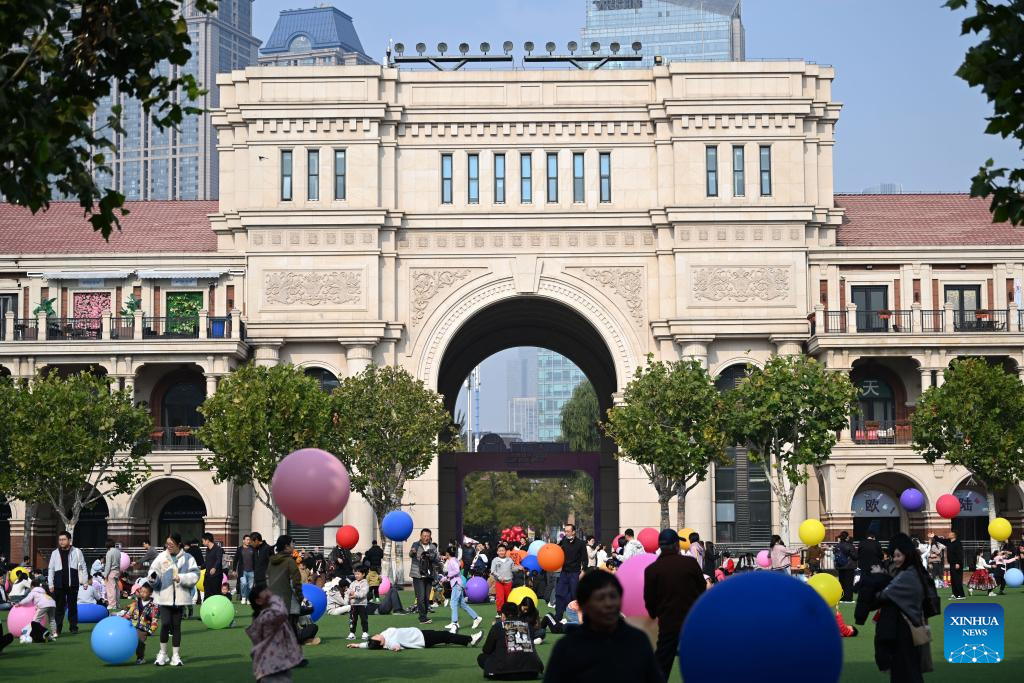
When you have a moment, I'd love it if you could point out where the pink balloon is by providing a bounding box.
[380,577,392,595]
[756,550,771,568]
[637,528,659,553]
[618,553,657,617]
[272,448,351,527]
[7,604,43,634]
[119,553,131,572]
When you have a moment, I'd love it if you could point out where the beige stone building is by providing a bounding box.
[2,61,1022,561]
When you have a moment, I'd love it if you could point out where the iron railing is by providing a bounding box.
[953,308,1009,332]
[111,317,135,340]
[46,317,103,340]
[920,309,944,333]
[825,310,847,333]
[6,318,38,340]
[149,428,204,450]
[856,309,914,333]
[850,418,912,445]
[142,316,199,339]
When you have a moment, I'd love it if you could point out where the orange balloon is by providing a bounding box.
[537,543,565,572]
[508,548,526,566]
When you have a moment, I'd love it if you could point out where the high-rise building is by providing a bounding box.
[582,0,744,67]
[862,182,904,195]
[537,350,587,441]
[91,1,260,200]
[259,6,376,67]
[508,397,540,442]
[506,347,538,399]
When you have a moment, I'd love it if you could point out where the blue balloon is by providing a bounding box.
[381,510,414,541]
[90,615,138,665]
[521,555,541,573]
[302,583,328,622]
[527,540,546,556]
[1006,568,1024,588]
[76,602,109,623]
[679,572,842,682]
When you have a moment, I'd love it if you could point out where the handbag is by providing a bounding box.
[901,613,932,646]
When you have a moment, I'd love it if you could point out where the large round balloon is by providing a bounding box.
[200,595,234,630]
[119,553,131,572]
[618,553,657,617]
[379,577,392,594]
[335,525,359,550]
[679,527,695,551]
[91,615,138,664]
[807,572,843,608]
[537,544,564,572]
[521,554,541,573]
[798,519,826,547]
[899,488,925,512]
[7,604,41,635]
[507,586,538,607]
[527,540,545,556]
[197,569,205,593]
[302,583,328,622]
[988,517,1012,542]
[466,576,489,603]
[637,528,659,553]
[680,572,842,682]
[7,566,28,583]
[76,602,109,623]
[1005,568,1024,588]
[381,510,414,541]
[272,448,351,527]
[756,550,771,568]
[936,493,961,519]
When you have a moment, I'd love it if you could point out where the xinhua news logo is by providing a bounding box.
[944,603,1004,664]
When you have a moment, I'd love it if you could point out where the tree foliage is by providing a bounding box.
[946,0,1024,225]
[0,370,152,534]
[463,472,593,540]
[559,380,601,452]
[724,355,858,543]
[0,0,217,238]
[912,357,1024,526]
[602,357,728,528]
[197,363,332,535]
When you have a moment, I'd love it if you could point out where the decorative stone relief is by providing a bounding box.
[580,267,645,323]
[411,269,471,326]
[265,270,361,306]
[692,267,790,303]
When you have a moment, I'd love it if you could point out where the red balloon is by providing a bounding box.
[637,528,659,553]
[335,525,359,550]
[936,493,961,519]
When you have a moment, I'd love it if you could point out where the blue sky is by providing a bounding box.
[252,0,1018,193]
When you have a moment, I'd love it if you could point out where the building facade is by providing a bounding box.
[508,396,540,442]
[3,61,1023,562]
[537,349,587,441]
[258,6,376,67]
[582,0,744,66]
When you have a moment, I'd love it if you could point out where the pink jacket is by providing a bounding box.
[246,594,303,680]
[19,586,56,609]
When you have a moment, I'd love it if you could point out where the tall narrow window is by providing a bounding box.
[280,150,293,201]
[494,153,506,204]
[572,153,585,202]
[334,149,346,200]
[467,153,479,204]
[546,152,558,203]
[307,149,319,200]
[520,152,532,203]
[599,152,611,202]
[441,153,453,204]
[706,146,718,197]
[732,145,745,197]
[759,145,772,196]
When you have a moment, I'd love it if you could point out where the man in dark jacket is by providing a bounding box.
[834,531,858,603]
[250,532,273,585]
[364,540,384,573]
[856,531,883,573]
[478,602,544,680]
[328,544,354,580]
[231,534,255,604]
[939,531,965,598]
[554,523,587,621]
[644,529,706,679]
[201,532,224,601]
[409,528,440,624]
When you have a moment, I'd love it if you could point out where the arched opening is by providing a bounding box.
[947,477,1024,542]
[39,364,108,380]
[74,496,109,549]
[851,472,928,542]
[148,367,206,449]
[159,496,207,545]
[129,477,209,546]
[0,499,10,559]
[850,361,911,445]
[304,366,340,393]
[436,297,620,544]
[289,34,312,52]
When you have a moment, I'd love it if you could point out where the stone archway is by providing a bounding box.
[129,477,211,546]
[850,471,930,542]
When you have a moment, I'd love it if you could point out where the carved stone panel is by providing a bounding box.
[569,266,645,324]
[691,266,791,303]
[410,268,471,326]
[264,270,362,308]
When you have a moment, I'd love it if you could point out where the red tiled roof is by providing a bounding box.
[0,201,219,254]
[835,193,1024,247]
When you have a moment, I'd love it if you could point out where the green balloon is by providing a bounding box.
[200,595,234,630]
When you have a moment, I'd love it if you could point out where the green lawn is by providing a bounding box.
[1,587,1021,681]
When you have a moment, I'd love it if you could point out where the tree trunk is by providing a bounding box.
[22,503,35,563]
[986,490,999,554]
[676,483,686,529]
[779,502,791,547]
[658,491,672,530]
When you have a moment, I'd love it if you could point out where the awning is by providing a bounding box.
[40,270,134,280]
[136,270,227,280]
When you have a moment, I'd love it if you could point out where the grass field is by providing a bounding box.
[1,587,1021,682]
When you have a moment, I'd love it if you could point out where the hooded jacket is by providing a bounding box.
[246,594,303,680]
[267,550,303,615]
[147,549,200,607]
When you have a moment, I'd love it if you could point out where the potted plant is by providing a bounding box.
[975,309,990,319]
[120,293,142,318]
[877,309,892,320]
[173,425,194,437]
[150,428,165,439]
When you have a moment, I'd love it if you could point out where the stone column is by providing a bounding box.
[943,302,955,332]
[676,338,711,369]
[205,374,219,397]
[684,477,714,540]
[101,313,112,340]
[198,310,209,339]
[230,309,242,340]
[36,311,47,340]
[345,344,374,374]
[132,309,144,340]
[771,336,804,356]
[846,303,858,334]
[935,368,945,387]
[254,341,282,368]
[3,311,13,341]
[813,304,825,336]
[919,367,931,392]
[335,343,379,548]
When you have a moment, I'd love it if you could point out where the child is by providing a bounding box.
[9,571,31,603]
[478,602,545,680]
[968,552,996,596]
[442,546,482,633]
[835,609,858,637]
[517,596,544,645]
[991,549,1019,596]
[119,582,159,664]
[325,577,351,616]
[347,565,370,641]
[18,577,56,640]
[490,545,514,612]
[246,584,304,682]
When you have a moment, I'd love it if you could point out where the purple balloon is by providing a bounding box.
[466,576,489,603]
[900,488,925,512]
[618,553,657,617]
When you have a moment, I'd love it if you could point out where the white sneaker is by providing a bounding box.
[154,653,169,667]
[443,599,450,607]
[470,631,483,647]
[347,632,356,640]
[533,637,542,646]
[361,632,369,640]
[170,654,183,667]
[445,623,458,633]
[472,616,482,629]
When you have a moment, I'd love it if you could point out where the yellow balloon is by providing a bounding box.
[8,567,29,583]
[679,528,695,551]
[507,586,538,607]
[799,519,826,547]
[197,569,205,593]
[989,517,1012,542]
[807,572,842,608]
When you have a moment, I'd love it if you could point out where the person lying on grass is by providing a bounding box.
[347,625,483,652]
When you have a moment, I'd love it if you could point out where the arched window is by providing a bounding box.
[158,495,206,545]
[857,377,895,422]
[304,367,339,393]
[75,497,109,549]
[851,488,900,542]
[162,380,205,429]
[289,34,311,52]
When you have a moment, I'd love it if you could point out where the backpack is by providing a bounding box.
[834,546,849,569]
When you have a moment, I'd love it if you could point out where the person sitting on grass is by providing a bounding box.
[18,577,57,641]
[348,625,483,651]
[247,584,304,682]
[478,602,545,680]
[119,582,160,664]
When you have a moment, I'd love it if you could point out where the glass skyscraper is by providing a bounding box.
[537,349,587,441]
[582,0,745,67]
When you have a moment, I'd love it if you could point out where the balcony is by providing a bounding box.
[1,311,242,343]
[149,428,204,451]
[850,418,912,446]
[811,305,1021,336]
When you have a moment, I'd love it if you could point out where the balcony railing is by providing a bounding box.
[2,312,242,342]
[825,310,847,333]
[46,317,103,340]
[149,428,204,450]
[111,317,135,340]
[142,316,199,339]
[814,308,1018,335]
[855,309,914,333]
[5,318,39,340]
[953,308,1009,332]
[920,309,944,332]
[850,418,912,445]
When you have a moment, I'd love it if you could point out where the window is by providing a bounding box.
[546,153,558,203]
[494,153,506,204]
[599,152,611,202]
[851,285,888,332]
[520,153,532,202]
[572,153,585,202]
[334,149,346,200]
[732,145,745,197]
[706,146,718,197]
[467,153,479,204]
[441,153,453,204]
[759,145,772,196]
[306,149,319,201]
[280,150,293,201]
[945,284,983,331]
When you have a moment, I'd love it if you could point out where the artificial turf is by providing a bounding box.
[1,587,1020,682]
